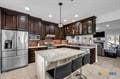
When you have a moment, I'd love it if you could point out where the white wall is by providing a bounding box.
[104,29,120,49]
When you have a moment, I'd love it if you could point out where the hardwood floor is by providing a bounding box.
[1,56,120,79]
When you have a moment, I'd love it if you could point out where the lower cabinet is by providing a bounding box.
[28,47,96,64]
[90,48,96,64]
[28,47,48,63]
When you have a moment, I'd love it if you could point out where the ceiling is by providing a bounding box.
[96,19,120,32]
[0,0,120,24]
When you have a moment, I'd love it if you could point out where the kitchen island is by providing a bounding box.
[35,48,89,79]
[29,44,97,64]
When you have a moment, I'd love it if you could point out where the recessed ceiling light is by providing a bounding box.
[106,24,110,27]
[72,20,75,22]
[48,14,53,18]
[25,7,30,11]
[74,14,79,18]
[63,19,67,22]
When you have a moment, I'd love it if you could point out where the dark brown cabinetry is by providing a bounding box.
[82,18,96,35]
[39,22,46,40]
[44,22,56,34]
[28,47,48,63]
[64,16,96,36]
[59,27,65,39]
[17,14,29,31]
[1,8,17,30]
[49,25,55,34]
[42,21,61,39]
[1,8,29,31]
[90,48,96,64]
[29,16,42,35]
[54,26,60,39]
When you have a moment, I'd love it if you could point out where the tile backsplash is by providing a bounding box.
[66,35,94,45]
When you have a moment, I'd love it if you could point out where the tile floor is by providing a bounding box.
[0,56,120,79]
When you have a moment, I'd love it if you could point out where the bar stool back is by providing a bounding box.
[82,53,90,65]
[54,60,72,79]
[79,53,90,79]
[72,55,83,72]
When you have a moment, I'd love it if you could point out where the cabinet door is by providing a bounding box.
[33,21,40,34]
[69,24,72,35]
[71,24,75,35]
[1,8,17,30]
[59,27,65,40]
[64,26,69,35]
[46,25,50,34]
[40,23,46,40]
[49,25,55,34]
[17,14,29,31]
[38,21,42,35]
[29,19,34,34]
[74,22,80,34]
[2,12,17,30]
[92,19,96,34]
[54,26,60,39]
[82,21,88,34]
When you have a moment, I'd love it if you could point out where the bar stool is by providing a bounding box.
[71,54,83,79]
[47,59,72,79]
[80,53,90,79]
[73,53,90,79]
[72,55,83,72]
[82,53,90,66]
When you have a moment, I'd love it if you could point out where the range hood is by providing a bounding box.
[46,34,55,38]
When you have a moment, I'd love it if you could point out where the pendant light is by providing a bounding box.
[58,2,63,28]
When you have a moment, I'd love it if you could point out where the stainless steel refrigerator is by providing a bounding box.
[1,30,28,72]
[0,29,1,73]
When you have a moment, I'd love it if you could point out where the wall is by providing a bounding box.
[66,35,94,45]
[104,29,120,49]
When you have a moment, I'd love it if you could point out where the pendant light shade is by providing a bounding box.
[58,2,63,28]
[58,23,63,28]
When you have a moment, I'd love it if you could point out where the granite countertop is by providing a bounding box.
[79,45,95,49]
[29,44,96,49]
[35,48,87,63]
[28,46,48,49]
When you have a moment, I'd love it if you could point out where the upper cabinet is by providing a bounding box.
[0,7,29,31]
[29,16,42,35]
[42,21,60,39]
[82,17,96,35]
[64,16,96,36]
[1,8,17,30]
[42,21,65,39]
[17,13,29,31]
